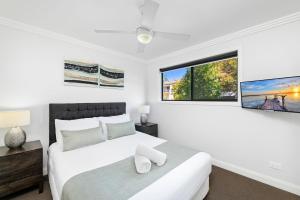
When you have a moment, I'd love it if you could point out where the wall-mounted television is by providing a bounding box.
[240,76,300,113]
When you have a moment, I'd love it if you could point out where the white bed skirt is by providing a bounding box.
[192,178,209,200]
[49,169,60,200]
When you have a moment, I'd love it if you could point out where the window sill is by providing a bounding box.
[159,100,241,107]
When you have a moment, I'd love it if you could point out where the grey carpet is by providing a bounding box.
[3,166,300,200]
[204,166,300,200]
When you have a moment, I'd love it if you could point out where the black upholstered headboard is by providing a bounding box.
[49,102,126,146]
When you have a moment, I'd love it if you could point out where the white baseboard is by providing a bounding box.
[212,159,300,196]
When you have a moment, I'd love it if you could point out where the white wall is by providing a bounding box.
[146,19,300,194]
[0,24,147,174]
[1,13,300,196]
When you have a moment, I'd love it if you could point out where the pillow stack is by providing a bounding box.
[54,114,135,152]
[61,127,104,151]
[134,144,167,174]
[55,118,103,152]
[106,121,136,140]
[96,114,131,140]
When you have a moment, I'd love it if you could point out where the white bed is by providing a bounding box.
[48,132,211,200]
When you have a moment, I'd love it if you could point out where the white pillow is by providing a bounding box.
[55,117,101,151]
[96,114,131,140]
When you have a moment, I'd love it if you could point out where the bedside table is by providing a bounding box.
[0,140,43,198]
[135,122,158,137]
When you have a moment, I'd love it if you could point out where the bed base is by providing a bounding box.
[49,169,59,200]
[192,178,209,200]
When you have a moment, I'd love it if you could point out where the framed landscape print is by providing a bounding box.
[99,66,125,88]
[64,60,99,87]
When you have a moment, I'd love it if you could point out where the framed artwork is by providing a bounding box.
[64,60,99,87]
[99,66,124,88]
[64,60,124,88]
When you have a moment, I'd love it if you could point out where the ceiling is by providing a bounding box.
[0,0,300,60]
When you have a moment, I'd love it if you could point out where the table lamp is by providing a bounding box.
[0,110,30,149]
[139,105,150,125]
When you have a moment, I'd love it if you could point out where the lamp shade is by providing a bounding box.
[0,110,30,128]
[139,105,150,114]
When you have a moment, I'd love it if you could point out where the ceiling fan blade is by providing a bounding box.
[94,30,135,35]
[140,0,159,29]
[137,43,146,53]
[154,31,190,41]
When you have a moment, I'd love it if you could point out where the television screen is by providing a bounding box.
[240,76,300,113]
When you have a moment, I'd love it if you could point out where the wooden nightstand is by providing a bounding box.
[135,122,158,137]
[0,140,43,198]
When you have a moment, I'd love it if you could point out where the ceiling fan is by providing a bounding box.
[94,0,190,53]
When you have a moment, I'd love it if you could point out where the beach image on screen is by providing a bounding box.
[241,77,300,112]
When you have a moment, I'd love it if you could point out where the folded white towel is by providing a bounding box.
[134,154,151,174]
[136,144,167,166]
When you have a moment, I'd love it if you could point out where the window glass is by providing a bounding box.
[193,58,238,101]
[162,68,191,101]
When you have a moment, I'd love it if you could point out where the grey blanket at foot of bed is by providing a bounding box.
[61,142,199,200]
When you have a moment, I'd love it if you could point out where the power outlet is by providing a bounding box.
[268,161,282,170]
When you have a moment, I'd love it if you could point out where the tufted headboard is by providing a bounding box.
[49,102,126,146]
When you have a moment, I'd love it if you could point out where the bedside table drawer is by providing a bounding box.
[0,174,43,197]
[0,149,42,185]
[0,140,44,198]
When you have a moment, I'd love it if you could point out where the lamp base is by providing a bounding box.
[140,114,148,125]
[4,127,26,149]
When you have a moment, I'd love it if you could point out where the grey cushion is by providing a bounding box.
[61,127,104,151]
[106,121,136,140]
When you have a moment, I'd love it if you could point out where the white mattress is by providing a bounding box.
[48,132,212,200]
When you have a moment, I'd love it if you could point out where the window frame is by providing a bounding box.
[160,51,238,102]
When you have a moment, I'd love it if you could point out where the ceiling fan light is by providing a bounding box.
[137,33,152,44]
[137,27,153,44]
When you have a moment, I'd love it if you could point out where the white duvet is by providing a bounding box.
[48,132,211,200]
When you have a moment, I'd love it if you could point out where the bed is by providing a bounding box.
[48,102,211,200]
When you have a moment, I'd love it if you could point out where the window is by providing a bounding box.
[161,51,238,101]
[162,68,191,100]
